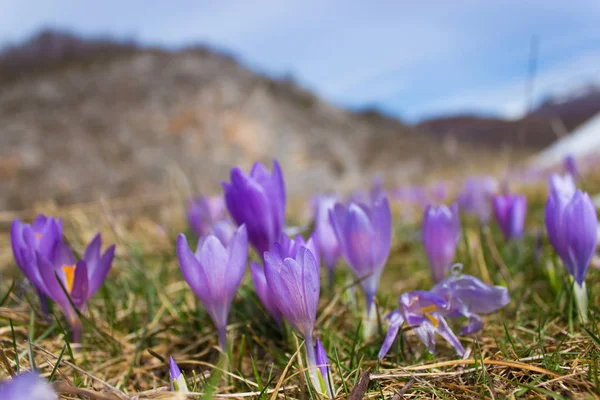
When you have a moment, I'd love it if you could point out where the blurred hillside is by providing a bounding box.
[1,30,598,210]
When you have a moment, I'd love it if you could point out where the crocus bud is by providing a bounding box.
[492,194,527,241]
[315,337,334,399]
[169,357,188,392]
[10,215,63,315]
[0,372,57,400]
[422,203,460,282]
[264,246,319,340]
[545,175,597,287]
[329,197,392,313]
[187,195,226,237]
[314,195,341,282]
[222,161,286,255]
[27,234,115,343]
[177,225,248,349]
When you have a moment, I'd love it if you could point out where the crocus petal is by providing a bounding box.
[83,233,102,272]
[224,225,248,297]
[52,241,76,268]
[250,261,283,325]
[10,219,25,268]
[70,260,89,309]
[0,372,57,400]
[37,252,69,306]
[412,323,436,354]
[461,314,484,336]
[88,244,115,298]
[434,315,466,356]
[422,204,460,282]
[343,204,375,276]
[37,219,60,258]
[224,168,274,254]
[176,234,209,299]
[370,197,392,269]
[169,356,188,392]
[378,310,404,359]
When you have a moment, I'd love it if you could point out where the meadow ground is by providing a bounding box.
[0,173,599,399]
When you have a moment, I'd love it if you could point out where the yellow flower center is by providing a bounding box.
[62,265,76,293]
[420,304,439,328]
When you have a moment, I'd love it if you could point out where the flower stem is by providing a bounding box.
[303,334,322,395]
[218,327,227,352]
[574,281,589,324]
[362,296,377,341]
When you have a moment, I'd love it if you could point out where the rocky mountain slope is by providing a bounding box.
[1,31,597,210]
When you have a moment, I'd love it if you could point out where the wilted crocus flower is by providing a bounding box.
[379,290,465,359]
[187,195,226,237]
[0,372,57,400]
[177,225,248,349]
[223,161,285,255]
[431,267,510,335]
[169,357,188,392]
[30,234,115,342]
[422,203,461,282]
[492,194,527,241]
[315,337,334,399]
[458,177,498,223]
[546,174,597,321]
[314,195,341,284]
[11,215,63,315]
[329,197,392,327]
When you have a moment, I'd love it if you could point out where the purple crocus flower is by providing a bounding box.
[314,195,341,284]
[176,225,248,349]
[10,215,63,315]
[250,233,318,325]
[211,219,236,246]
[315,337,334,399]
[431,268,510,335]
[264,245,319,340]
[169,356,188,392]
[379,290,465,359]
[329,197,392,314]
[264,245,321,392]
[546,174,598,287]
[458,177,498,223]
[422,203,461,282]
[492,194,527,241]
[187,195,226,237]
[31,234,115,342]
[222,160,285,256]
[0,372,57,400]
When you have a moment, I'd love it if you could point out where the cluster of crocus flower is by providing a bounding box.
[422,203,461,282]
[187,195,227,237]
[0,372,57,400]
[329,196,392,338]
[176,225,248,349]
[379,266,510,359]
[11,216,115,342]
[545,174,598,322]
[492,193,527,241]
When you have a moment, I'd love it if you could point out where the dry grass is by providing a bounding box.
[0,173,599,399]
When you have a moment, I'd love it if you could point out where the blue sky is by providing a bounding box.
[2,0,600,121]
